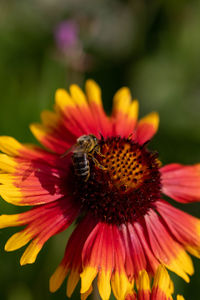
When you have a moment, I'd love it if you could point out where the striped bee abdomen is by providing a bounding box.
[72,152,90,178]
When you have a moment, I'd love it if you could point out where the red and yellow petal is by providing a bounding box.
[31,81,112,153]
[151,265,173,300]
[161,163,200,203]
[55,86,95,136]
[135,112,159,145]
[97,227,114,300]
[144,209,194,282]
[133,221,160,276]
[49,260,69,293]
[30,87,88,153]
[137,270,150,300]
[120,224,146,280]
[0,197,79,265]
[126,265,184,300]
[81,222,114,300]
[111,226,133,300]
[0,136,25,157]
[0,136,67,168]
[111,87,139,137]
[54,87,88,137]
[81,285,93,300]
[80,222,133,300]
[29,81,159,152]
[0,168,67,206]
[30,121,75,154]
[85,79,103,107]
[0,137,70,206]
[50,215,97,297]
[125,292,137,300]
[156,200,200,258]
[85,80,111,137]
[68,81,111,138]
[67,84,99,135]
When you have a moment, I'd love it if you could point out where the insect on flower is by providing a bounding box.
[62,134,106,181]
[0,80,200,300]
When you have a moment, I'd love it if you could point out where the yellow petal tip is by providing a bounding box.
[50,265,68,293]
[80,266,97,294]
[0,136,22,156]
[85,79,102,105]
[140,112,159,129]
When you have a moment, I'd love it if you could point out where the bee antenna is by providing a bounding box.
[127,133,133,140]
[99,132,104,141]
[128,129,137,141]
[142,140,151,147]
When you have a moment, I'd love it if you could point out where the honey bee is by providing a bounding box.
[62,134,106,181]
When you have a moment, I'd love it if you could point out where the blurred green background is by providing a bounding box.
[0,0,200,299]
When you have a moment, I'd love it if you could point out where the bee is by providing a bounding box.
[62,134,106,181]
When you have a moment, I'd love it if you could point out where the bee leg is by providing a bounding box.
[89,155,107,170]
[94,145,105,158]
[84,171,90,182]
[96,149,105,158]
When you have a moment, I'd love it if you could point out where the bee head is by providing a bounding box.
[77,134,98,151]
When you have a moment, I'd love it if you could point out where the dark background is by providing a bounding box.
[0,0,200,299]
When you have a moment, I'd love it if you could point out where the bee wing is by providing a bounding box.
[61,144,77,158]
[61,143,84,158]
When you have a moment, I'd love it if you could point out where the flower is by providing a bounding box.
[54,20,79,51]
[54,20,93,72]
[0,80,200,300]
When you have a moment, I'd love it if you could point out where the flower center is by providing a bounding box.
[72,137,161,225]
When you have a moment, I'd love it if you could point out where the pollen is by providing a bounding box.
[72,137,161,225]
